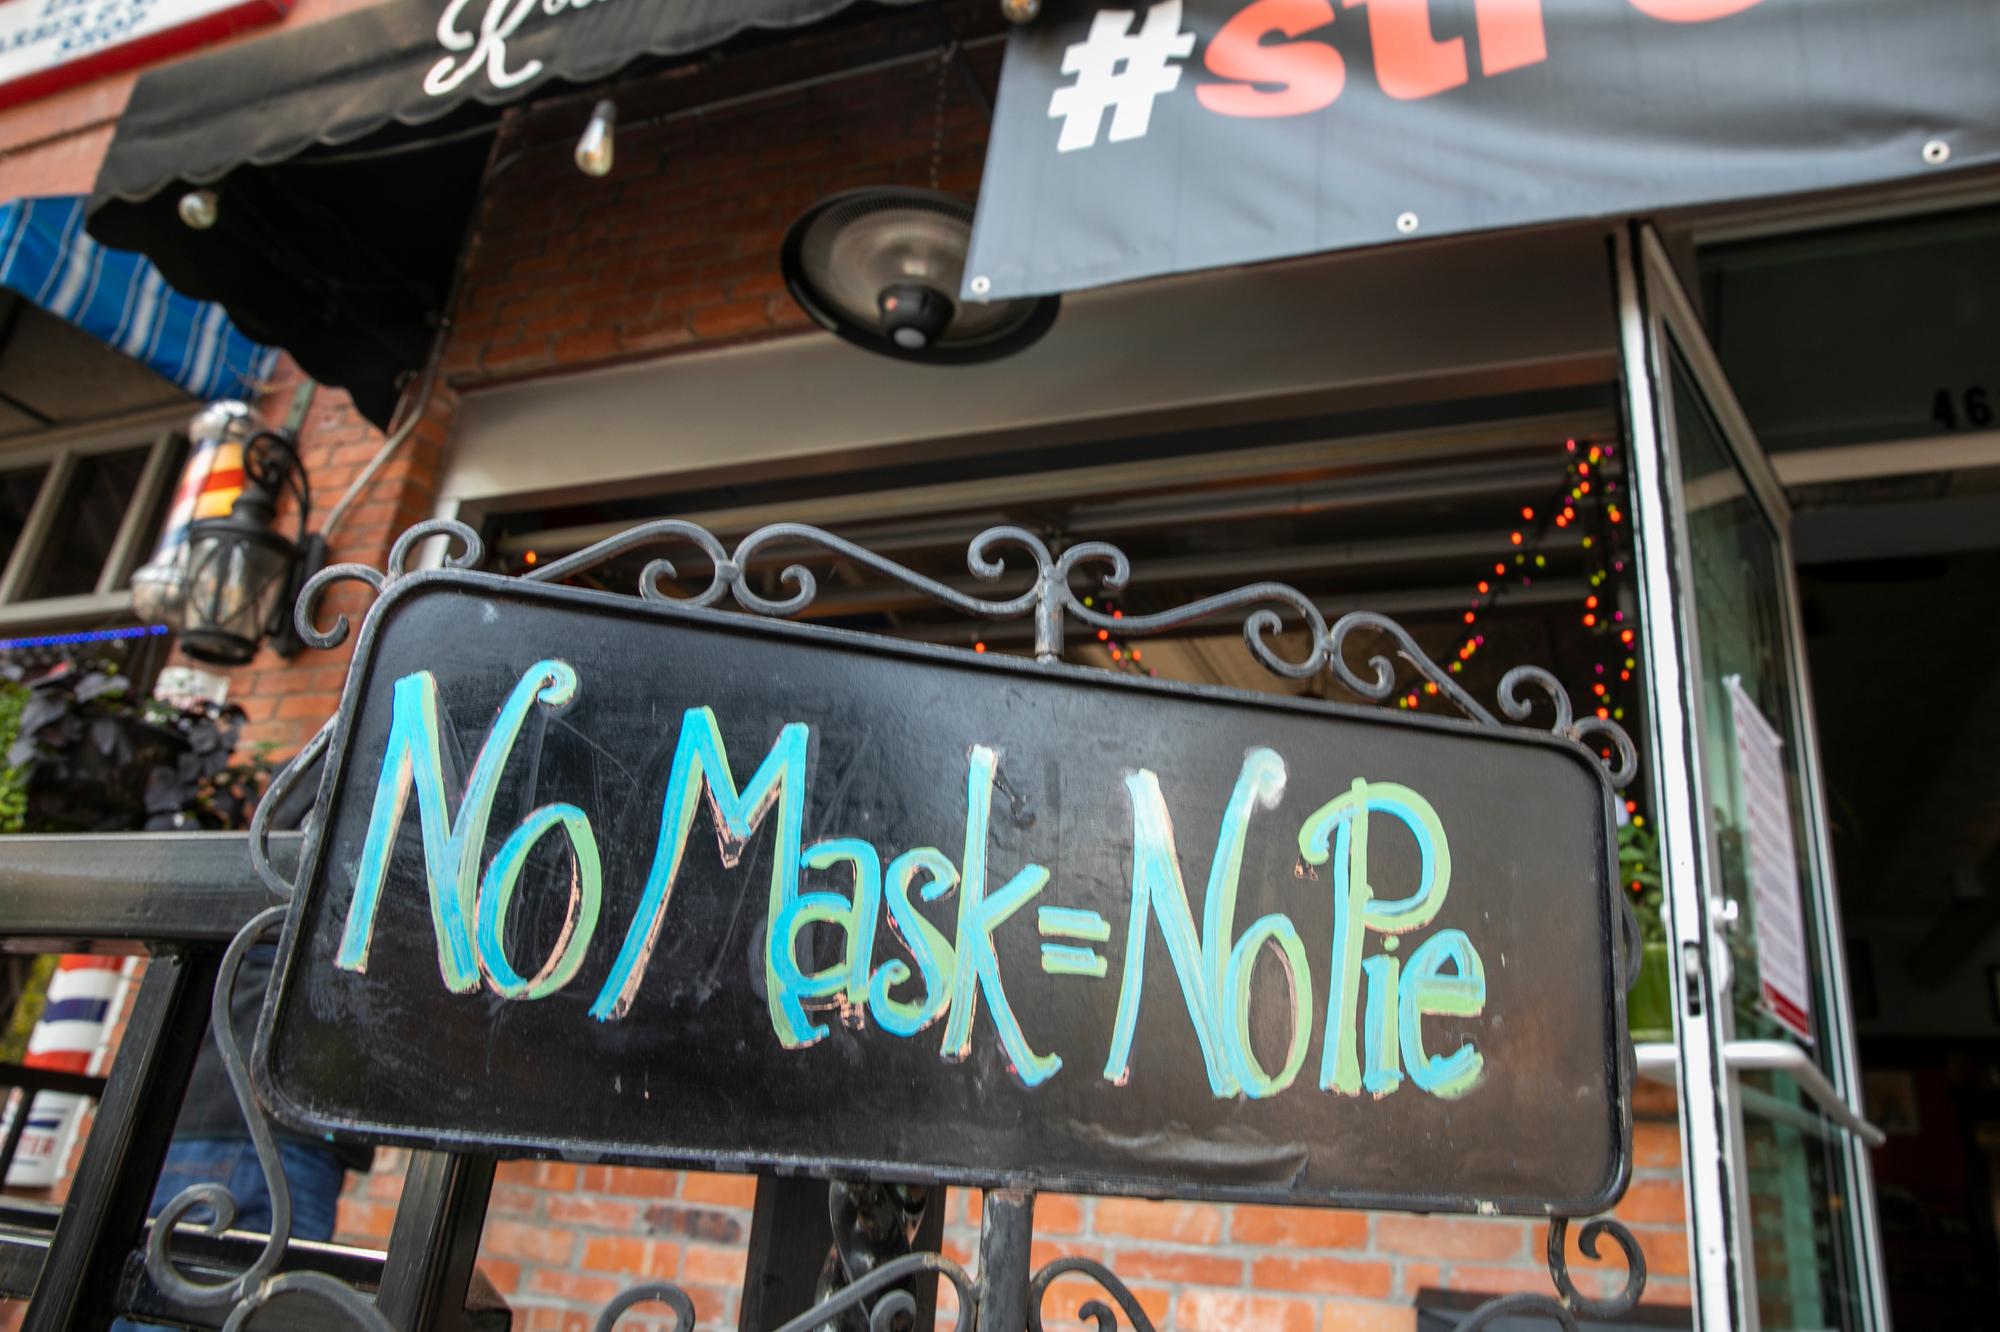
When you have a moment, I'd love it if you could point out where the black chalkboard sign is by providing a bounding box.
[259,572,1629,1216]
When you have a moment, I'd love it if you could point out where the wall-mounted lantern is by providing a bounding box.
[131,400,323,666]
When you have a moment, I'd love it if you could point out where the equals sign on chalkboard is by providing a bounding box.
[1038,906,1112,979]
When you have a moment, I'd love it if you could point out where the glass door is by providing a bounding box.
[1616,224,1888,1330]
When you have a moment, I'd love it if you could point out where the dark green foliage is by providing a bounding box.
[1,660,271,833]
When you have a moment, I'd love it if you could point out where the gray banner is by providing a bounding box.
[964,0,2000,300]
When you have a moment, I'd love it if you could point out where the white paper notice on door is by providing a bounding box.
[1726,677,1815,1045]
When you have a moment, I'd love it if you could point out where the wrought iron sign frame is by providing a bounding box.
[147,516,1649,1332]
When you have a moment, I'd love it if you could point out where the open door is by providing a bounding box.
[1615,224,1889,1330]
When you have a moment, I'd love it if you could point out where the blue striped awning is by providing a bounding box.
[0,196,276,402]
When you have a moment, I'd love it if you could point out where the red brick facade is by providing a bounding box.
[226,369,459,757]
[7,1100,1692,1330]
[325,1082,1688,1332]
[8,14,1693,1331]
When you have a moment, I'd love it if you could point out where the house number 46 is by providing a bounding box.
[1932,386,1992,430]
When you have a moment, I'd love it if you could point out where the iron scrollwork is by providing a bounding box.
[141,905,396,1332]
[593,1282,698,1332]
[772,1250,978,1332]
[292,517,1640,792]
[1030,1256,1161,1332]
[196,516,1648,1328]
[1458,1218,1650,1332]
[812,1181,941,1330]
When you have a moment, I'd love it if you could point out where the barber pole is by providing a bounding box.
[129,399,254,623]
[2,957,131,1188]
[157,401,254,562]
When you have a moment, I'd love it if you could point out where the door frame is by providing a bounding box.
[1614,222,1889,1329]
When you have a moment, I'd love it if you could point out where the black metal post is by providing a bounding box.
[737,1176,835,1330]
[374,1151,496,1331]
[976,1190,1036,1332]
[22,949,220,1332]
[906,1184,948,1331]
[0,1088,29,1184]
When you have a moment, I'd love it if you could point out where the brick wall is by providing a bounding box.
[441,32,991,387]
[6,9,1698,1329]
[326,1084,1689,1330]
[183,366,459,758]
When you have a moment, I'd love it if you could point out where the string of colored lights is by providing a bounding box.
[1086,598,1156,676]
[1399,436,1639,792]
[975,438,1639,761]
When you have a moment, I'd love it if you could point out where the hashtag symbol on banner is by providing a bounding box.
[1047,1,1196,153]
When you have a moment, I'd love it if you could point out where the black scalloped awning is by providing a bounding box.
[87,0,915,424]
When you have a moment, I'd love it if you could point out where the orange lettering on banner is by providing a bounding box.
[1344,0,1467,101]
[1477,0,1547,76]
[1346,0,1553,99]
[1627,0,1764,22]
[1198,0,1346,118]
[1200,0,1755,117]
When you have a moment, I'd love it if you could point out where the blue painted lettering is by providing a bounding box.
[1104,748,1291,1097]
[869,848,960,1036]
[340,660,579,995]
[591,708,809,1032]
[1297,779,1455,1095]
[939,746,1061,1086]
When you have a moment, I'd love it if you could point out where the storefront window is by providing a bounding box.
[486,413,1644,737]
[0,431,185,628]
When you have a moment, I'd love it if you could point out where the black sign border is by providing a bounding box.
[253,567,1634,1216]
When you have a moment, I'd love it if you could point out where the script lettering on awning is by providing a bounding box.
[425,0,618,96]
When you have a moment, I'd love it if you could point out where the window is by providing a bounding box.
[0,423,185,629]
[0,463,47,572]
[1700,204,2000,455]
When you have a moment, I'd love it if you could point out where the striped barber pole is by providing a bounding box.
[3,957,132,1188]
[142,419,247,574]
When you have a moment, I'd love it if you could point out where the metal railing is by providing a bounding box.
[0,830,500,1330]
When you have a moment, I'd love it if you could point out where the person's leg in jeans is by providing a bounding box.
[143,1136,344,1238]
[110,1136,347,1329]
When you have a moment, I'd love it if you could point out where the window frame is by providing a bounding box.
[0,405,191,630]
